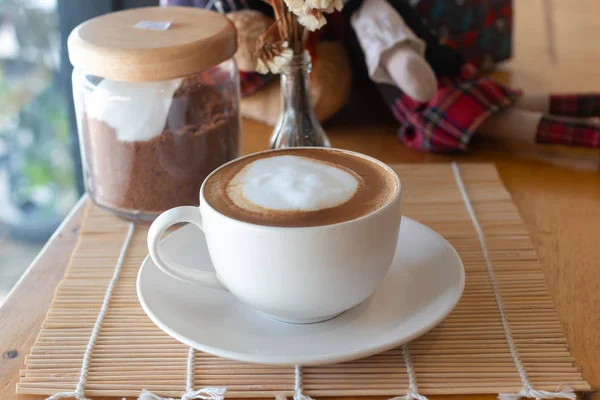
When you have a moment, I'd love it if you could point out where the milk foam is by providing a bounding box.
[87,78,183,142]
[227,155,359,212]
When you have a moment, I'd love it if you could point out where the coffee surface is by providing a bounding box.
[203,148,398,227]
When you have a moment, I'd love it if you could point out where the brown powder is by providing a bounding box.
[82,77,239,217]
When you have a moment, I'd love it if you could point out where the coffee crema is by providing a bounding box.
[203,148,398,227]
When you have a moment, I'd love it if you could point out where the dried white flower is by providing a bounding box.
[305,0,326,9]
[297,9,326,31]
[282,0,306,13]
[256,40,294,74]
[306,0,342,12]
[320,0,343,13]
[284,0,342,17]
[256,58,269,74]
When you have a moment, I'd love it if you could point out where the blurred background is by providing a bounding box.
[0,0,154,303]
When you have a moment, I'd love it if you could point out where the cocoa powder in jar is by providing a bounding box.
[82,76,240,215]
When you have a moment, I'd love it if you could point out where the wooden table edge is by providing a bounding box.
[0,196,87,400]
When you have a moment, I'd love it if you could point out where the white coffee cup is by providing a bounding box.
[147,148,402,324]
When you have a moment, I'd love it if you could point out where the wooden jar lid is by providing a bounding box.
[68,7,237,82]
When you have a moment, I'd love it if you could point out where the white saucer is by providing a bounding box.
[137,217,465,366]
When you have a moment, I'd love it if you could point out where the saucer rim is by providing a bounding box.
[136,217,465,366]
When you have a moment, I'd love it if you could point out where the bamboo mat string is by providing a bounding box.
[45,222,137,400]
[388,344,427,400]
[451,162,576,400]
[294,365,313,400]
[275,366,314,400]
[183,349,226,400]
[138,348,225,400]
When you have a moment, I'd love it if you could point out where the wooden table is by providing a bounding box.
[1,1,599,400]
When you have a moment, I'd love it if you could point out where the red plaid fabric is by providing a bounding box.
[240,71,274,98]
[549,94,600,118]
[536,115,600,148]
[391,63,521,152]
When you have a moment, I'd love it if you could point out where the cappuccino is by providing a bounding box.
[203,148,398,227]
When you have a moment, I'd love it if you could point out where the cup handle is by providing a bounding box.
[147,206,228,291]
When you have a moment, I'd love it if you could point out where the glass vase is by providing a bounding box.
[269,52,331,149]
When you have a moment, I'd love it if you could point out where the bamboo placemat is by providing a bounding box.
[17,163,590,399]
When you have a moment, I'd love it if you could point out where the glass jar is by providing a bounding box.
[68,7,240,220]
